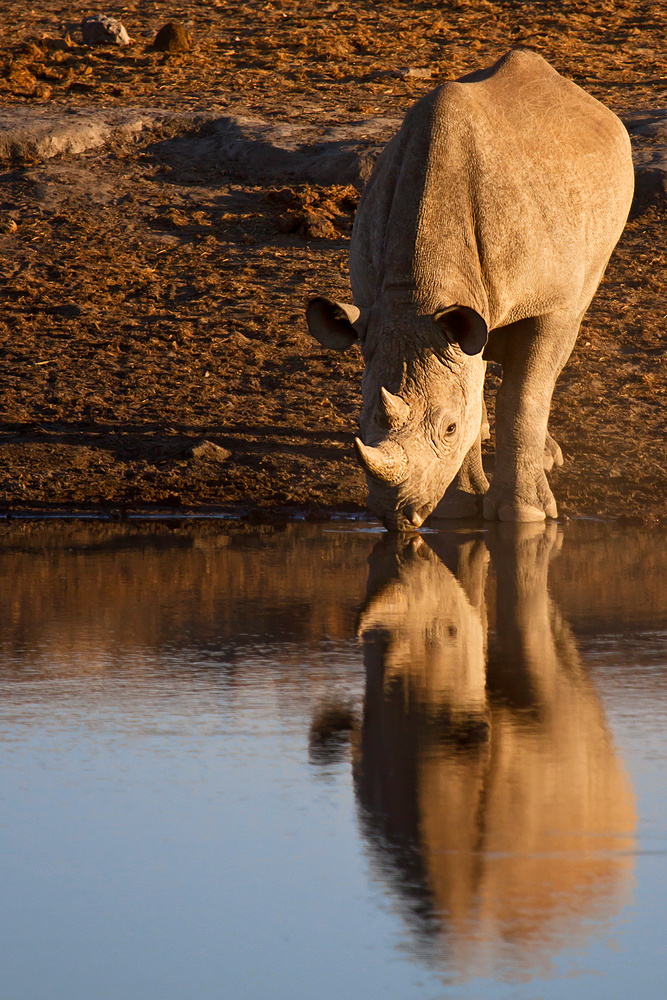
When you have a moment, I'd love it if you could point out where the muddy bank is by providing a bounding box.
[0,1,665,524]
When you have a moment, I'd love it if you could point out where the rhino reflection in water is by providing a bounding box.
[312,525,636,975]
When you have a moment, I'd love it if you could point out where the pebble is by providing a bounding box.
[191,440,232,463]
[81,14,131,47]
[225,332,252,346]
[153,22,193,53]
[396,67,432,79]
[370,67,432,81]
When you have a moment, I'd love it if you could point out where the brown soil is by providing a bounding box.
[0,0,665,524]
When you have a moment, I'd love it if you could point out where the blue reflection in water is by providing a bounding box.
[0,521,664,1000]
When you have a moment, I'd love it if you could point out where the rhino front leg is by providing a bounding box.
[484,312,581,522]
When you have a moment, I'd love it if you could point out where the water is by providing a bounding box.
[0,519,665,1000]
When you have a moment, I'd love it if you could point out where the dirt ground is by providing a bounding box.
[0,0,665,524]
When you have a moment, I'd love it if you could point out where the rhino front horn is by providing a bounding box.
[354,437,409,486]
[379,387,409,429]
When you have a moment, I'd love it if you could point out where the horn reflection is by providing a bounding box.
[352,523,636,975]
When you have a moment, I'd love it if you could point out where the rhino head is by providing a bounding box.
[306,297,488,531]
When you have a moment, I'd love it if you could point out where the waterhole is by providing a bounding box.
[0,519,665,1000]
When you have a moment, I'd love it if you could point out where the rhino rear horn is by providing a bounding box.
[354,437,409,486]
[306,296,361,352]
[379,387,409,429]
[434,305,488,356]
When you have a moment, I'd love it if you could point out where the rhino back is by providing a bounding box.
[350,49,634,329]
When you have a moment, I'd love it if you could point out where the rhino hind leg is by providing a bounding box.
[430,432,489,519]
[543,430,564,471]
[481,395,491,442]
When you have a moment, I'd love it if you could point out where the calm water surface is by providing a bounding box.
[0,520,665,1000]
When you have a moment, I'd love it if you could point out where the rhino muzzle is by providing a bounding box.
[381,506,428,531]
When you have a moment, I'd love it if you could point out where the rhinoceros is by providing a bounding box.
[306,49,634,530]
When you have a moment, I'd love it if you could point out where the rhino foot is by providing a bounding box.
[543,432,564,471]
[483,470,558,522]
[496,502,548,522]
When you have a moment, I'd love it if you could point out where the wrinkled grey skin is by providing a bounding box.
[306,49,634,530]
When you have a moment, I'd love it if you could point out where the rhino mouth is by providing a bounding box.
[378,503,432,532]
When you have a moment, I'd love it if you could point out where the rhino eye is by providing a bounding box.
[434,410,459,439]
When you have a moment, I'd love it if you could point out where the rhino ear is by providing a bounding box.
[306,296,360,352]
[434,305,488,356]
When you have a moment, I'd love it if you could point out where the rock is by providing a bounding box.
[0,108,192,166]
[152,113,402,190]
[224,331,251,346]
[153,22,192,53]
[191,440,232,463]
[81,14,131,47]
[300,209,336,239]
[396,67,432,79]
[1,105,664,208]
[370,67,432,81]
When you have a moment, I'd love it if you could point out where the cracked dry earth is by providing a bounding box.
[0,0,665,523]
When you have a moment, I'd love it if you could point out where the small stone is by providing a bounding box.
[397,67,432,79]
[300,210,336,239]
[191,439,232,463]
[153,22,193,53]
[225,331,251,346]
[81,14,131,47]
